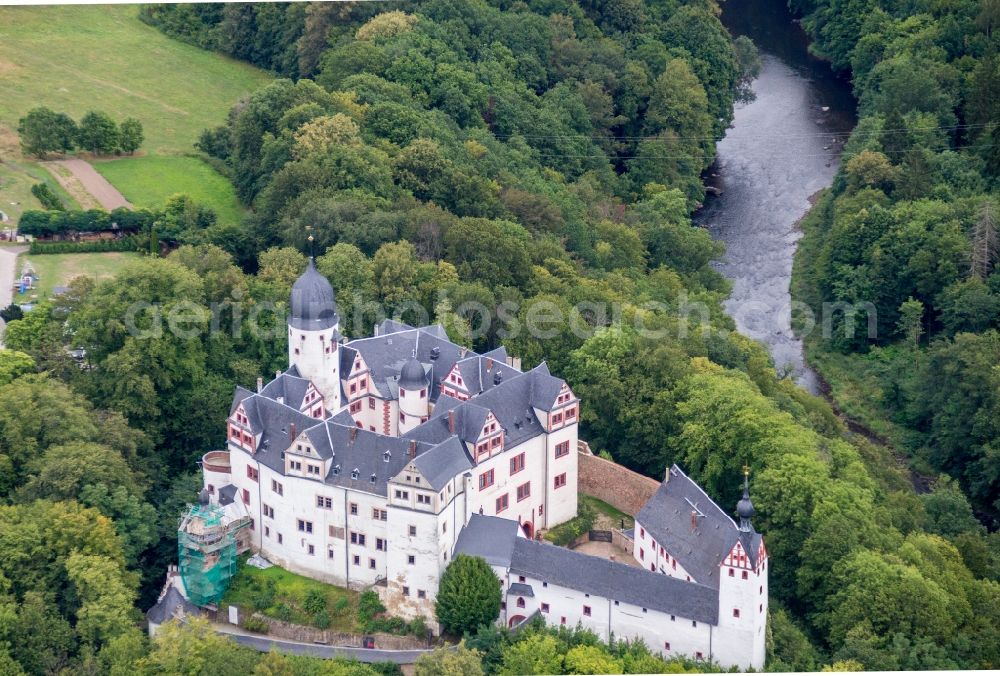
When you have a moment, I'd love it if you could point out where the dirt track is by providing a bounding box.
[44,158,132,211]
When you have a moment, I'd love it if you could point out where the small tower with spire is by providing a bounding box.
[715,464,768,669]
[737,464,755,533]
[288,256,341,410]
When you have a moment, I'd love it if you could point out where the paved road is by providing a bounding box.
[45,158,132,210]
[214,624,439,664]
[0,246,26,345]
[0,246,23,307]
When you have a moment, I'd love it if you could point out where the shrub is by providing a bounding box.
[30,184,64,211]
[303,588,327,615]
[28,235,144,255]
[546,502,596,547]
[273,602,293,622]
[410,616,427,639]
[333,596,350,616]
[313,609,331,630]
[242,615,270,634]
[251,580,276,611]
[358,590,385,625]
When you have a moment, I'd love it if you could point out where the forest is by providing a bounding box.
[1,0,998,672]
[791,0,1000,524]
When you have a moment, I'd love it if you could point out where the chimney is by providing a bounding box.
[350,427,357,443]
[257,377,263,393]
[447,410,455,434]
[409,440,417,458]
[275,370,281,379]
[289,423,296,440]
[691,510,698,531]
[486,357,493,370]
[494,371,502,385]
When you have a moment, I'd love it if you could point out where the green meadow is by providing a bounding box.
[95,156,245,227]
[0,5,269,217]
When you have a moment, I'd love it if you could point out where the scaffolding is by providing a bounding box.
[177,502,248,607]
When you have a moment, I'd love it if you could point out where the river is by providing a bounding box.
[695,0,856,394]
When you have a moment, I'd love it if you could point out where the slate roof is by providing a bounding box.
[218,484,237,506]
[289,259,339,331]
[508,582,534,598]
[300,421,436,496]
[635,464,759,588]
[260,372,312,410]
[406,364,562,449]
[452,351,519,395]
[232,393,317,465]
[399,357,429,390]
[340,325,471,402]
[453,514,521,567]
[454,515,719,624]
[146,586,200,625]
[508,537,719,624]
[411,436,473,490]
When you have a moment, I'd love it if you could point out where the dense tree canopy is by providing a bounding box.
[792,0,1000,526]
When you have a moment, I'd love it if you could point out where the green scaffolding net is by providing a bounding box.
[177,503,239,607]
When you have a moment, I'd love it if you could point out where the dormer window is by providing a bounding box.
[370,473,377,483]
[383,450,391,463]
[351,468,359,480]
[332,465,341,475]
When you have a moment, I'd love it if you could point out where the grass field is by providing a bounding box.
[0,5,269,223]
[16,252,139,302]
[95,156,245,226]
[0,159,79,222]
[0,5,271,154]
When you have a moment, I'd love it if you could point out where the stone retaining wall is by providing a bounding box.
[577,451,660,516]
[250,613,436,650]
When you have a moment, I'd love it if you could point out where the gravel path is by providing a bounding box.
[44,158,132,211]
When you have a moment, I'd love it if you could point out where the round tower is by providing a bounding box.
[397,356,428,434]
[288,259,341,411]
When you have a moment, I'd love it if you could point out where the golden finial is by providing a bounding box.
[743,464,750,477]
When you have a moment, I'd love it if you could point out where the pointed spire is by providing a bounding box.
[737,464,755,533]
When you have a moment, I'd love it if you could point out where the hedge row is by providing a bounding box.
[30,183,65,211]
[29,235,145,255]
[19,207,155,237]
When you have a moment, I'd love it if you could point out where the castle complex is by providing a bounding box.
[171,261,767,669]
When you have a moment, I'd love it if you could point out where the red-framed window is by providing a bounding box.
[241,488,250,504]
[583,605,591,617]
[516,482,530,502]
[555,440,570,458]
[510,452,525,475]
[496,494,508,513]
[479,469,494,490]
[554,473,567,489]
[246,466,259,482]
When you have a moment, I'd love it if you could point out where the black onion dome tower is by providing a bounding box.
[398,355,428,390]
[289,258,338,331]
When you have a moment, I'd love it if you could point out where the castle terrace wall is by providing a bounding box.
[577,450,659,517]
